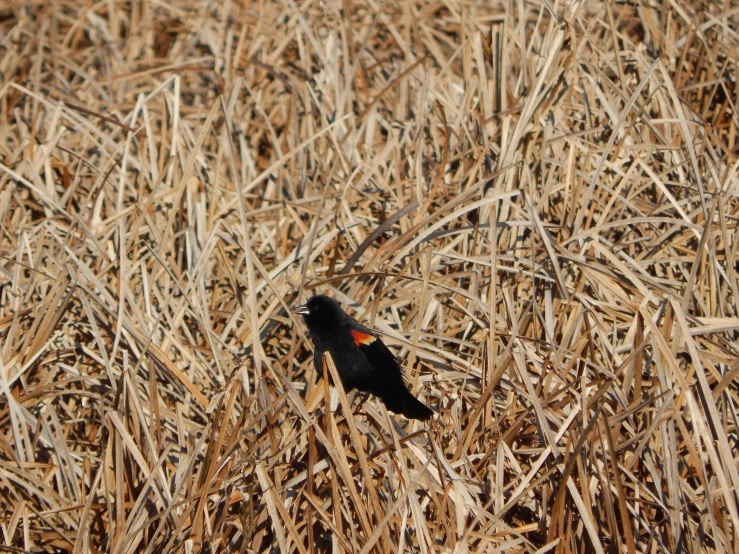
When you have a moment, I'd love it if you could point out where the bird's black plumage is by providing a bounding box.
[293,295,433,420]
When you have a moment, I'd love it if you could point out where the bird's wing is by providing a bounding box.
[348,322,409,389]
[348,321,432,419]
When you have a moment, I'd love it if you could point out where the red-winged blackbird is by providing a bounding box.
[294,295,434,420]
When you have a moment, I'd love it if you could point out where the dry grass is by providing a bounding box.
[1,0,738,552]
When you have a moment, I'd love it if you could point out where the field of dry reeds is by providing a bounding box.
[1,0,738,552]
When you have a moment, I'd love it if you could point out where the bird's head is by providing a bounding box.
[292,295,349,332]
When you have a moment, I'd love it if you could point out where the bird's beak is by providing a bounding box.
[292,304,310,315]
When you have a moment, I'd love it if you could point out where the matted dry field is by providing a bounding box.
[1,0,738,552]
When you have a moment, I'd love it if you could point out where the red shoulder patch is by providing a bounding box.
[351,330,376,346]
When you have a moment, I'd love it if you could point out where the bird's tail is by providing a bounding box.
[379,387,433,420]
[401,393,434,420]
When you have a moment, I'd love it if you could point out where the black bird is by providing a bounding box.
[293,295,434,420]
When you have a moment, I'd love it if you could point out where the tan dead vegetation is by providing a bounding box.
[0,0,738,552]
